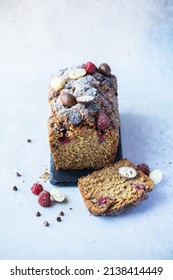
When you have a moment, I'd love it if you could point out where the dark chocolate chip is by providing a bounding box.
[69,109,82,126]
[44,221,49,226]
[69,207,72,210]
[16,172,22,177]
[52,144,57,149]
[27,139,32,143]
[98,63,111,76]
[12,186,18,191]
[36,211,41,217]
[60,92,77,107]
[56,217,62,222]
[59,211,64,216]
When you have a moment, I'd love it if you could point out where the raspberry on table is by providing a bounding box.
[97,111,110,130]
[38,190,51,207]
[31,183,43,195]
[137,163,150,176]
[83,62,96,74]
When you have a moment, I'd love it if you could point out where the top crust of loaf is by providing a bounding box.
[48,65,119,130]
[78,158,154,216]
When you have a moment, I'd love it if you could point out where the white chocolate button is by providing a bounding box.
[69,68,86,80]
[50,77,65,91]
[118,166,137,179]
[76,95,94,105]
[50,189,66,202]
[149,169,163,184]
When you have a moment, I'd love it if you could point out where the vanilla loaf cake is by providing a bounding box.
[48,62,119,170]
[78,159,154,215]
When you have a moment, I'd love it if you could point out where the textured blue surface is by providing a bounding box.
[0,0,173,260]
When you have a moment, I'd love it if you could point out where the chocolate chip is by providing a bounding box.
[59,211,64,216]
[16,172,22,177]
[56,217,62,222]
[50,122,54,127]
[60,92,77,107]
[69,109,82,126]
[98,63,111,76]
[52,144,57,149]
[12,186,18,191]
[44,221,49,226]
[27,139,32,143]
[69,207,72,210]
[36,211,41,217]
[76,95,94,105]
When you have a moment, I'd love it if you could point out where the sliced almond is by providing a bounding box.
[50,189,66,202]
[69,68,86,80]
[149,169,163,185]
[76,95,94,105]
[118,166,137,179]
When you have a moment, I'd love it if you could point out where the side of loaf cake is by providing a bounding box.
[48,62,119,170]
[78,158,154,216]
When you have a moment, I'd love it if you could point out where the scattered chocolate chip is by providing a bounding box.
[56,217,62,222]
[169,162,172,164]
[16,172,22,177]
[12,186,18,191]
[60,92,77,107]
[35,211,41,217]
[27,139,32,143]
[69,207,72,210]
[44,221,49,226]
[98,63,111,76]
[59,211,64,216]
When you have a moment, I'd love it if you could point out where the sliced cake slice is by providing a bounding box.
[78,158,154,216]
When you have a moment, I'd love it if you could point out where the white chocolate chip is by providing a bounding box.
[50,77,65,91]
[118,166,137,179]
[76,95,94,105]
[50,189,66,202]
[69,68,86,80]
[149,169,163,184]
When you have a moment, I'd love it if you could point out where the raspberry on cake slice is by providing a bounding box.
[78,158,154,216]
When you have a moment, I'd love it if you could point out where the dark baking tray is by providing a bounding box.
[50,128,122,185]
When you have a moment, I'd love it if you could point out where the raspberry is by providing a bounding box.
[137,163,150,176]
[58,136,71,144]
[97,197,113,205]
[98,130,106,143]
[31,183,43,195]
[38,191,51,207]
[134,184,146,191]
[83,62,96,74]
[97,111,110,130]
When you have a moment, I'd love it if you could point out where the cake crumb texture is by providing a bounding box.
[78,158,154,216]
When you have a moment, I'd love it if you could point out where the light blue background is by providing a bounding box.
[0,0,173,260]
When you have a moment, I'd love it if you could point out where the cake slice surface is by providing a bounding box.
[78,158,154,216]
